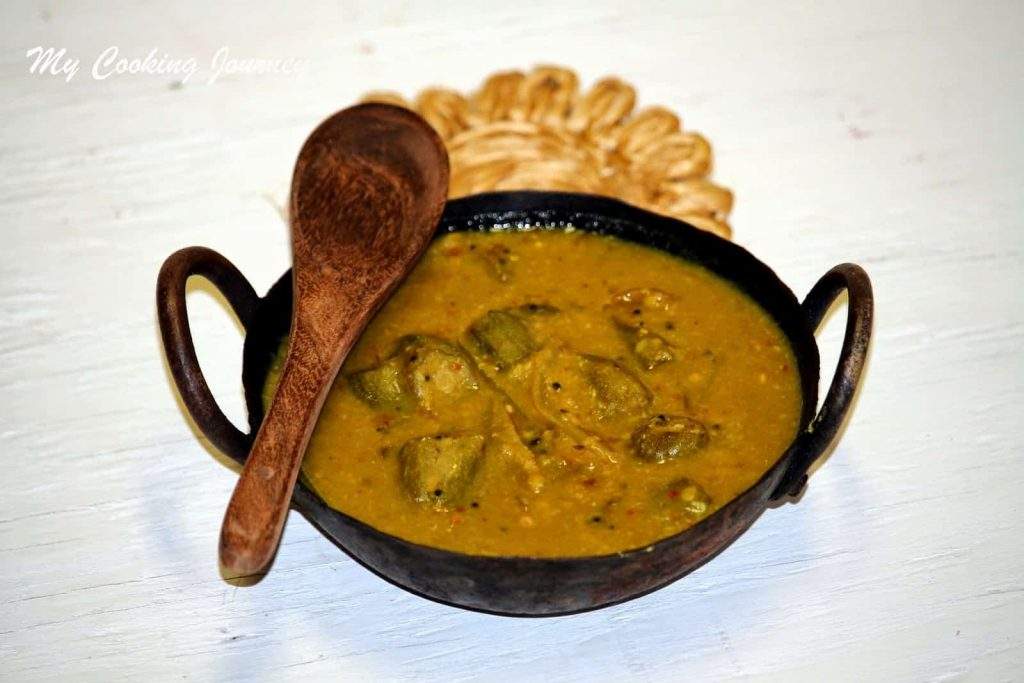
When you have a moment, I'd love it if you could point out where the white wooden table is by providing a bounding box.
[2,1,1021,680]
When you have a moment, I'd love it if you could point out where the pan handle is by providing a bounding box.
[771,263,874,500]
[156,246,260,462]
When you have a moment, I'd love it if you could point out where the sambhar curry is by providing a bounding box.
[264,229,802,557]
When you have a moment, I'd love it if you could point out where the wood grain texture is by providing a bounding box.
[216,104,448,577]
[1,0,1021,680]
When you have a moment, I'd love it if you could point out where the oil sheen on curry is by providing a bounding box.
[264,229,802,557]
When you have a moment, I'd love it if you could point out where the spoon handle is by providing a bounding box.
[218,322,351,577]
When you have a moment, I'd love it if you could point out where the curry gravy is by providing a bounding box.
[264,229,802,557]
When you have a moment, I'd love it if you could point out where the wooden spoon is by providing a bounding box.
[218,104,449,578]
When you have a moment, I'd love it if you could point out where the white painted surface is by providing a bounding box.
[1,1,1021,680]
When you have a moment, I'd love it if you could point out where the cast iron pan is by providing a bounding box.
[157,191,873,616]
